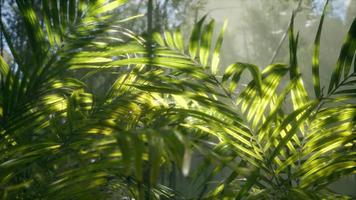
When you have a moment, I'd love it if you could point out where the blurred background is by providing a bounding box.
[203,0,356,97]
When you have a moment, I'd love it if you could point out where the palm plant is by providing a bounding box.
[0,0,355,199]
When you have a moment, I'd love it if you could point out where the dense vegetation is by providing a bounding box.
[0,0,355,199]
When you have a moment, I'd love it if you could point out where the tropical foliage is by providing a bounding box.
[0,0,355,199]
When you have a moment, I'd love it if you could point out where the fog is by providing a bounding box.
[203,0,355,93]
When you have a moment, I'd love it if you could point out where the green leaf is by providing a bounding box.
[0,20,24,72]
[200,20,215,67]
[164,31,175,49]
[257,75,299,144]
[248,64,289,129]
[266,101,318,164]
[42,0,57,47]
[211,20,228,75]
[182,142,192,177]
[312,0,329,98]
[173,29,184,51]
[16,1,46,51]
[235,169,260,199]
[153,32,165,46]
[222,62,262,95]
[60,0,69,31]
[69,0,76,23]
[189,15,207,60]
[328,18,356,93]
[0,56,9,76]
[289,14,309,110]
[149,134,162,184]
[300,160,356,189]
[89,0,127,16]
